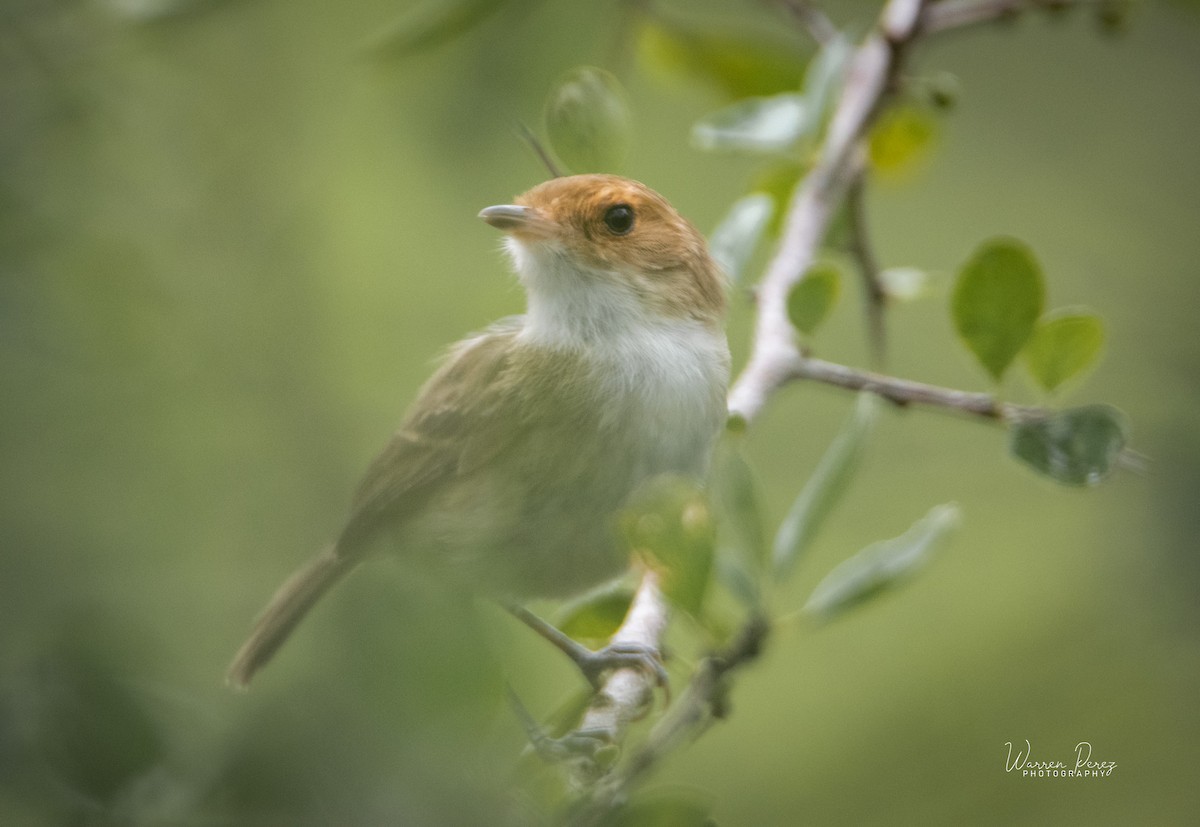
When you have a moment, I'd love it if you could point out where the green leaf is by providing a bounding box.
[805,503,960,619]
[689,34,850,157]
[608,793,716,827]
[1023,311,1105,392]
[364,0,510,58]
[709,435,767,609]
[753,160,807,236]
[636,16,808,100]
[868,104,938,178]
[952,238,1045,381]
[555,583,635,644]
[773,393,877,579]
[708,194,774,284]
[99,0,212,20]
[878,266,930,302]
[799,34,853,138]
[787,261,842,335]
[692,94,809,155]
[622,477,716,617]
[543,67,632,174]
[1009,404,1128,486]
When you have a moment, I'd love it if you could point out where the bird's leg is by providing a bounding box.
[504,603,669,692]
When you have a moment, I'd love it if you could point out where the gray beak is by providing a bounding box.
[478,204,532,230]
[478,204,552,236]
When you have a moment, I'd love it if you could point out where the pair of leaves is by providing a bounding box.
[713,394,878,589]
[953,238,1105,391]
[717,398,957,621]
[690,35,851,156]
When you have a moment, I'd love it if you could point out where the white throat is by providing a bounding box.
[506,237,730,479]
[507,238,657,347]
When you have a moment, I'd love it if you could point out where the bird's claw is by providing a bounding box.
[569,641,669,696]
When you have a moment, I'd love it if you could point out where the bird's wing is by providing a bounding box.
[334,319,536,553]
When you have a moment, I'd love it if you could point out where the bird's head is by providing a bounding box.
[480,175,726,341]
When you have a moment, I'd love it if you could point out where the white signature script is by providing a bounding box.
[1004,740,1116,777]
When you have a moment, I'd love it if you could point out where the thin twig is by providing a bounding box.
[768,0,839,45]
[787,354,1042,421]
[846,174,888,366]
[919,0,1099,35]
[516,121,564,178]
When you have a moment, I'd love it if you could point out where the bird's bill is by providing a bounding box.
[478,204,555,238]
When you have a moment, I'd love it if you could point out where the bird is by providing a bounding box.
[227,173,729,689]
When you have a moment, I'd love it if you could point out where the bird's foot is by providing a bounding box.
[505,604,669,694]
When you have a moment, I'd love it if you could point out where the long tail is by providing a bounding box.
[227,545,356,689]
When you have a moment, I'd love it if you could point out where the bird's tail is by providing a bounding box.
[227,544,355,689]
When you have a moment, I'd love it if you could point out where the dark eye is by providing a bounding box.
[603,203,635,235]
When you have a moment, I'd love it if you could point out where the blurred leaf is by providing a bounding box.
[622,477,716,617]
[753,160,808,236]
[607,793,717,826]
[1009,404,1128,486]
[710,435,767,609]
[365,0,511,59]
[1023,310,1106,392]
[800,33,853,138]
[636,16,808,99]
[544,67,633,174]
[31,649,165,803]
[708,194,774,284]
[869,104,938,178]
[711,434,767,568]
[689,34,849,157]
[773,393,878,579]
[787,261,842,335]
[879,266,930,302]
[952,238,1044,381]
[805,503,960,619]
[555,583,635,644]
[99,0,213,19]
[692,94,808,155]
[1096,0,1135,34]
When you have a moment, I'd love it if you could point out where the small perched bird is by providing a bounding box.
[227,174,729,688]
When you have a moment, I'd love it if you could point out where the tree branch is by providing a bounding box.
[564,570,670,787]
[568,614,770,826]
[728,0,929,423]
[543,0,1111,817]
[787,354,1042,421]
[918,0,1087,34]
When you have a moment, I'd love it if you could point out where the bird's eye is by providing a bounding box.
[603,203,635,235]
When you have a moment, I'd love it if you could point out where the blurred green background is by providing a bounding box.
[3,0,1199,824]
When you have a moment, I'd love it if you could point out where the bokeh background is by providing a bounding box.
[3,0,1199,824]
